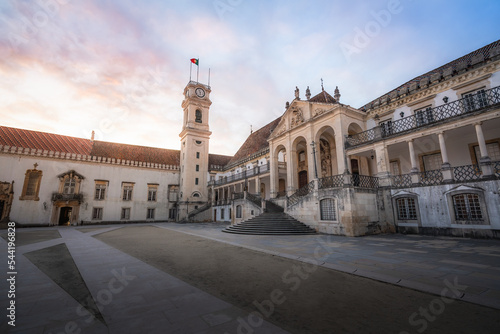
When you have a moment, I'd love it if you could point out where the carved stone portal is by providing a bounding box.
[0,181,14,223]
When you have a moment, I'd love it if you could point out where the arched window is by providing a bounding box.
[195,109,202,123]
[320,198,336,221]
[236,205,242,218]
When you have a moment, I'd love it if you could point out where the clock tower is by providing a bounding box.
[178,81,212,220]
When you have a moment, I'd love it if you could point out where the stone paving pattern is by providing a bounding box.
[1,222,500,333]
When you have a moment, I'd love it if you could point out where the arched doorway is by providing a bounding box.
[59,207,72,226]
[293,136,309,189]
[315,126,337,178]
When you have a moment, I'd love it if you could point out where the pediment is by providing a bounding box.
[443,184,484,195]
[57,170,85,181]
[391,190,418,198]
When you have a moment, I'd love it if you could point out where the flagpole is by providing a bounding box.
[189,61,192,82]
[208,68,211,88]
[196,57,199,83]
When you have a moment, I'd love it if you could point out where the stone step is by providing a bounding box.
[222,212,316,235]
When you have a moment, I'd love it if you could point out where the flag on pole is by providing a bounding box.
[190,58,199,65]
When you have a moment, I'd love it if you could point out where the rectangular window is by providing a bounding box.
[473,142,500,162]
[168,185,179,202]
[147,208,155,219]
[63,178,76,194]
[462,88,488,112]
[121,208,130,220]
[196,164,199,172]
[92,207,103,220]
[195,178,199,185]
[396,198,417,220]
[148,187,157,201]
[21,169,43,200]
[390,160,400,176]
[452,193,483,222]
[196,152,200,159]
[415,106,434,126]
[122,184,133,201]
[320,198,336,221]
[26,173,39,196]
[95,182,107,200]
[422,153,442,171]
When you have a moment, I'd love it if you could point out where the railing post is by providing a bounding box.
[441,164,454,183]
[479,160,495,180]
[410,170,421,186]
[343,171,351,186]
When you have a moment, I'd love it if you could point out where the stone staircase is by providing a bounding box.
[222,211,316,235]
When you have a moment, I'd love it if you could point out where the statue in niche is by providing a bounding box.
[320,139,332,178]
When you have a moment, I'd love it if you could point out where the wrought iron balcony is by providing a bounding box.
[210,162,270,187]
[346,85,500,149]
[391,162,499,189]
[51,192,84,203]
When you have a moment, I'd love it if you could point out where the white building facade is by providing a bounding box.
[1,40,500,238]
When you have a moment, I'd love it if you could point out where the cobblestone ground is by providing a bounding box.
[1,223,500,334]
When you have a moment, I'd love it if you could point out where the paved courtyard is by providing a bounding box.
[1,222,500,333]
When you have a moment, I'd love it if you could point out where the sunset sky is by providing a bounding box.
[1,0,499,156]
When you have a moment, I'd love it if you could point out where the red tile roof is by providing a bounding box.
[90,140,180,165]
[227,117,281,166]
[0,125,93,155]
[362,39,500,110]
[208,153,233,167]
[309,90,336,103]
[0,125,237,167]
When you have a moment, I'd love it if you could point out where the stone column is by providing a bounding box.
[335,133,348,174]
[375,143,392,187]
[408,139,421,185]
[287,148,297,196]
[270,147,278,198]
[438,132,453,182]
[474,122,493,178]
[307,140,318,182]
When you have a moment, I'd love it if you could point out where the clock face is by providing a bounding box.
[195,88,205,98]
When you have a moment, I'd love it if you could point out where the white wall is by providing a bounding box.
[0,154,179,225]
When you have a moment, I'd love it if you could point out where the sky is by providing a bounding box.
[0,0,499,156]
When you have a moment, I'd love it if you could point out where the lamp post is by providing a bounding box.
[310,141,319,179]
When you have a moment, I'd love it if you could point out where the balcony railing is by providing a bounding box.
[453,164,482,182]
[418,169,443,186]
[288,181,315,207]
[318,175,343,189]
[346,85,500,149]
[494,161,500,178]
[51,192,84,203]
[391,162,499,188]
[210,162,270,187]
[392,174,412,188]
[351,174,379,188]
